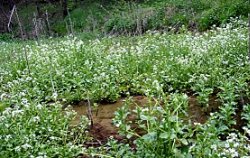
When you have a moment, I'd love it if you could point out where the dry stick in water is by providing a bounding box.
[87,95,94,127]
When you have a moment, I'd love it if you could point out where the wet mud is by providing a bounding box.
[71,96,149,147]
[70,95,224,147]
[71,94,250,150]
[188,95,220,124]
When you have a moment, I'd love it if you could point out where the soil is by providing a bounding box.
[232,96,250,132]
[188,95,220,124]
[70,95,223,148]
[71,96,149,148]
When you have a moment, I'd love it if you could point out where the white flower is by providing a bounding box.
[225,143,230,148]
[52,92,58,100]
[211,144,217,150]
[21,98,29,107]
[37,104,42,109]
[229,148,238,157]
[194,122,201,126]
[20,91,26,97]
[14,146,21,152]
[0,93,8,100]
[49,136,57,140]
[11,109,24,117]
[243,126,250,136]
[21,143,32,149]
[5,135,12,141]
[32,116,40,123]
[233,142,239,148]
[48,128,52,132]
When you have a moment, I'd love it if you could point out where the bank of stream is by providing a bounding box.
[70,95,222,147]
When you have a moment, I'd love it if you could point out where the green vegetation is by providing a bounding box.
[6,0,249,38]
[54,0,250,35]
[65,0,249,32]
[0,103,89,157]
[0,17,250,157]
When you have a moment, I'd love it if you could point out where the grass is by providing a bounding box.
[0,17,250,157]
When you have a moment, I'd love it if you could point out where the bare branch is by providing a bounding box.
[7,5,15,32]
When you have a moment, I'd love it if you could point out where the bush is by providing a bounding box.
[198,0,250,31]
[104,15,136,34]
[52,21,68,36]
[0,33,13,41]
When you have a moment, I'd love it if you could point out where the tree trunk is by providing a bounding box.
[62,0,68,18]
[45,10,51,36]
[36,1,42,17]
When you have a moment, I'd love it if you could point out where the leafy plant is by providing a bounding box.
[0,102,89,157]
[112,94,192,157]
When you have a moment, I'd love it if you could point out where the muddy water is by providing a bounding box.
[71,95,220,130]
[71,96,149,132]
[70,95,222,146]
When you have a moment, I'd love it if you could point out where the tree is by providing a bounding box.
[62,0,68,17]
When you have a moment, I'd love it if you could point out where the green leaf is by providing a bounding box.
[159,132,169,139]
[0,102,8,111]
[142,132,157,142]
[126,133,133,139]
[180,138,188,145]
[140,114,149,121]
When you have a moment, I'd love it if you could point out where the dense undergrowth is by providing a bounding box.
[0,18,250,157]
[1,0,249,39]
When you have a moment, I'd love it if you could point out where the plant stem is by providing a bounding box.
[24,47,31,76]
[248,13,250,62]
